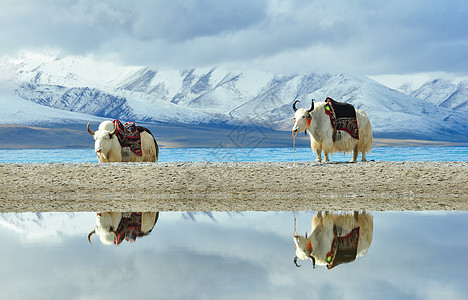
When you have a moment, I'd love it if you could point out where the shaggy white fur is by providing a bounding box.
[294,211,374,268]
[88,120,158,162]
[292,102,373,162]
[89,212,158,245]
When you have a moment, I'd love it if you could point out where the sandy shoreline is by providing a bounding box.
[1,161,467,212]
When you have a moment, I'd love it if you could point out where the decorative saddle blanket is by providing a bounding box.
[114,212,143,245]
[324,97,359,141]
[326,226,360,269]
[113,119,142,156]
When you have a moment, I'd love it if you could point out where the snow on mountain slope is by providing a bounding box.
[1,54,215,124]
[2,53,468,142]
[14,54,139,90]
[356,78,467,138]
[16,83,135,120]
[409,79,468,111]
[231,72,468,140]
[117,67,272,117]
[0,81,103,125]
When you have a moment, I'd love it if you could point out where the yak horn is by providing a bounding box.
[87,122,95,135]
[294,256,301,268]
[310,255,317,269]
[293,100,300,112]
[108,124,116,136]
[88,230,95,244]
[308,99,315,113]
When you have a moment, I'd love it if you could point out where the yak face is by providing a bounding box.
[293,234,317,268]
[292,108,312,133]
[294,234,312,260]
[292,100,314,134]
[96,212,113,228]
[93,213,118,245]
[93,130,114,159]
[87,121,116,160]
[95,226,117,245]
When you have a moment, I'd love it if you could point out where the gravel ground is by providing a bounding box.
[0,161,467,212]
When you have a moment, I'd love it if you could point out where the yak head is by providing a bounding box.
[292,100,314,134]
[88,212,121,245]
[293,233,316,268]
[87,121,116,160]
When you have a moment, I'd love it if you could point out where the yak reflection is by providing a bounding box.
[293,211,373,269]
[88,212,159,245]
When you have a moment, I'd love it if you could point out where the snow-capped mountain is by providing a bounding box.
[1,53,467,143]
[408,79,468,111]
[16,83,135,120]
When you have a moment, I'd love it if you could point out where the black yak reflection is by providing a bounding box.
[293,211,373,269]
[88,212,159,245]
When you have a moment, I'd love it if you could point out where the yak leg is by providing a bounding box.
[315,148,322,162]
[351,145,358,162]
[361,151,367,162]
[324,152,330,162]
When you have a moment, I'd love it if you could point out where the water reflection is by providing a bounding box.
[0,211,467,299]
[88,212,159,245]
[293,211,373,269]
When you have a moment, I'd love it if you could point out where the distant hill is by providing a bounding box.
[408,78,468,111]
[0,54,467,148]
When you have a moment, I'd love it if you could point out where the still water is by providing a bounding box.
[1,147,467,299]
[0,211,467,299]
[0,146,467,163]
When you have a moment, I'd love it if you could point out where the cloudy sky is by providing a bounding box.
[1,0,467,83]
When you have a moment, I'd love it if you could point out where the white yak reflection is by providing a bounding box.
[293,211,373,269]
[88,212,159,245]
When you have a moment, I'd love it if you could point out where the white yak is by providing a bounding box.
[88,212,159,245]
[87,120,159,162]
[292,99,372,162]
[294,211,373,269]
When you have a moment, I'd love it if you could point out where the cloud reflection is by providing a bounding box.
[0,211,467,299]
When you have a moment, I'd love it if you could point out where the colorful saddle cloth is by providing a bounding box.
[115,212,143,245]
[324,97,359,141]
[113,119,142,156]
[326,226,360,269]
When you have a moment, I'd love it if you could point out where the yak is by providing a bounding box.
[292,99,372,162]
[88,212,159,245]
[87,120,159,162]
[294,211,373,269]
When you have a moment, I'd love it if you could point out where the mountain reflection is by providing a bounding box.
[88,212,159,245]
[293,211,373,269]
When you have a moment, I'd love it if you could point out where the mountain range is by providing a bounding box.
[0,54,467,148]
[408,78,468,111]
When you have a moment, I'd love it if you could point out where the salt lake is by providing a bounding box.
[0,146,467,163]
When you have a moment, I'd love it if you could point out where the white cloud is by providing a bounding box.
[0,0,467,77]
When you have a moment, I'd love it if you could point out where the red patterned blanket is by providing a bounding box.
[115,212,143,244]
[326,226,360,269]
[113,119,142,156]
[324,97,359,141]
